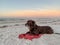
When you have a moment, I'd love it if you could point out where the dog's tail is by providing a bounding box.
[54,33,60,35]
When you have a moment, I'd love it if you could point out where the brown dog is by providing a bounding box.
[25,20,54,35]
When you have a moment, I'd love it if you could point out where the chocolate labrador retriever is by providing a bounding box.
[25,20,54,35]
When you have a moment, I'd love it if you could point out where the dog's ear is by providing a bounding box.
[32,21,35,24]
[31,20,37,26]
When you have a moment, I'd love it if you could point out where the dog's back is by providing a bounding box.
[38,26,54,34]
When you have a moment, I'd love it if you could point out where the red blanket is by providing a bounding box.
[18,34,42,40]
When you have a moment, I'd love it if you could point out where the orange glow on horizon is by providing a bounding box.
[0,10,60,17]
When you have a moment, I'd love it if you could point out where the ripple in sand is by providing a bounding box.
[4,36,18,45]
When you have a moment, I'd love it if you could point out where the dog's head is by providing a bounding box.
[25,20,36,28]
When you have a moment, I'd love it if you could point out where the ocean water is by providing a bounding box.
[0,17,60,25]
[0,17,60,33]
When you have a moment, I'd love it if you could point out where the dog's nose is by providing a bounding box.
[25,23,27,26]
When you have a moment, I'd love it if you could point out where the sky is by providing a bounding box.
[0,0,60,17]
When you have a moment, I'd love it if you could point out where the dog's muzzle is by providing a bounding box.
[25,23,28,26]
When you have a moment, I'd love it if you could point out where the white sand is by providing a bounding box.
[0,24,60,45]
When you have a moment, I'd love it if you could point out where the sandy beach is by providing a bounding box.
[0,18,60,45]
